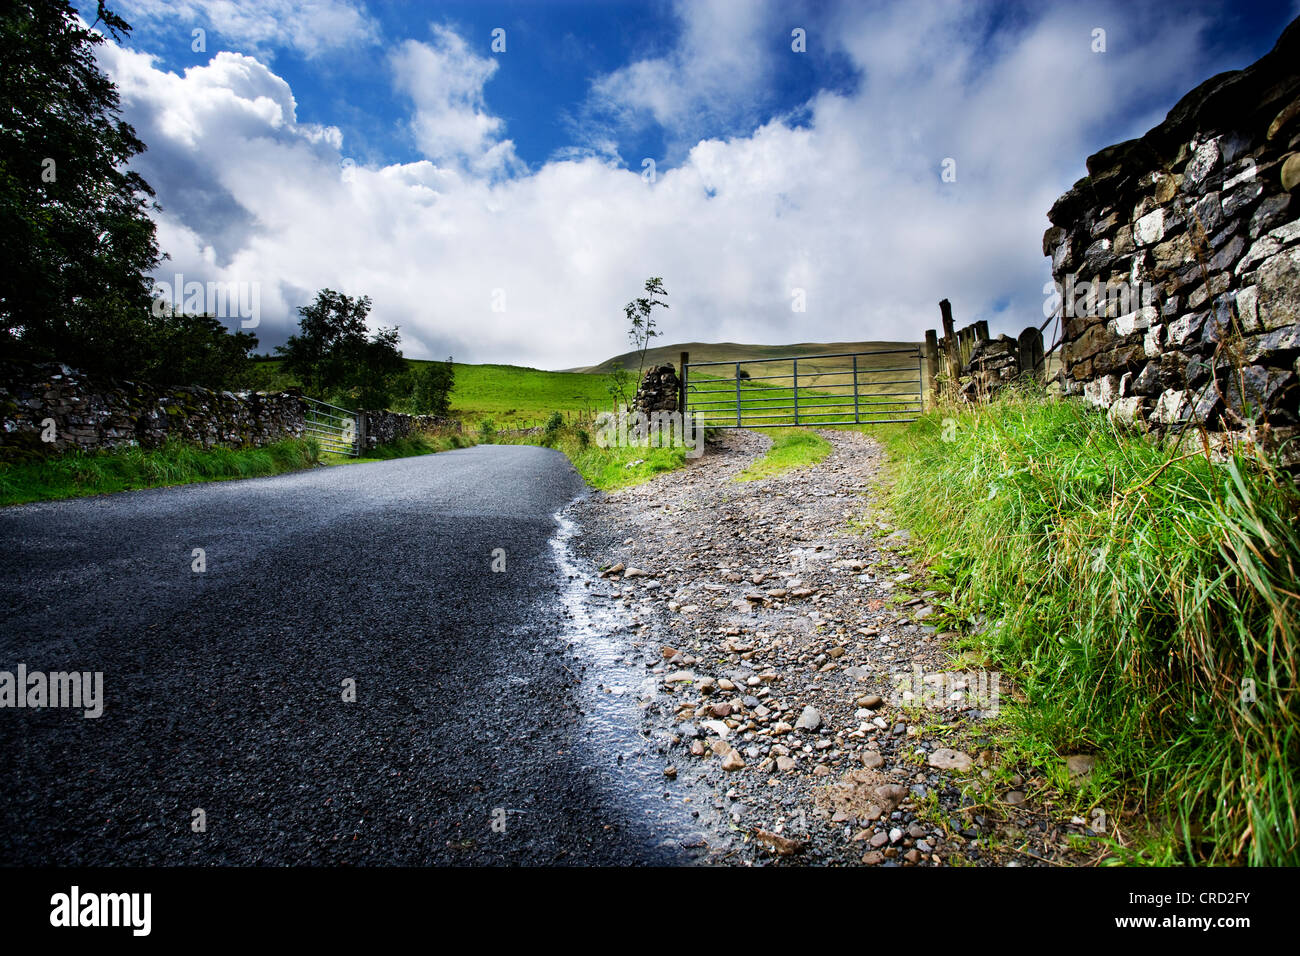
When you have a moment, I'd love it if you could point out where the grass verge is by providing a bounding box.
[0,438,321,506]
[879,387,1298,865]
[322,430,474,465]
[484,416,688,490]
[734,428,831,481]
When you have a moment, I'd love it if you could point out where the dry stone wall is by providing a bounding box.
[1,362,308,460]
[358,409,460,451]
[1044,18,1300,460]
[1,361,458,460]
[634,363,681,415]
[959,334,1023,401]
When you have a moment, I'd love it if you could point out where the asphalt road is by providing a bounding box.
[0,446,688,865]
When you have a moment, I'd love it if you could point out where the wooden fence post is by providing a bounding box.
[939,299,958,373]
[923,330,939,406]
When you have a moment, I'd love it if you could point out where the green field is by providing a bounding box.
[686,366,923,427]
[248,338,931,429]
[414,360,618,424]
[248,356,621,426]
[570,339,921,375]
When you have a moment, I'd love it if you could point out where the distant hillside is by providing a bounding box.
[568,340,923,375]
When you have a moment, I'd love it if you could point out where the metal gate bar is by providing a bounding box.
[303,396,360,456]
[683,346,924,428]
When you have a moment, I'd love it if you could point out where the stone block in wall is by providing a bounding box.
[1190,274,1227,312]
[1078,238,1116,279]
[1249,194,1291,235]
[1083,374,1121,409]
[1222,180,1265,218]
[1069,322,1118,362]
[1051,234,1074,272]
[1190,191,1223,234]
[1093,344,1147,376]
[1144,323,1166,358]
[1152,234,1195,271]
[1113,224,1135,255]
[1109,306,1158,337]
[1108,395,1150,425]
[1241,325,1300,363]
[1167,311,1207,347]
[1152,388,1190,424]
[1042,225,1066,256]
[1282,152,1300,191]
[1182,139,1222,192]
[1208,234,1247,273]
[1238,218,1300,275]
[1255,246,1300,330]
[1225,367,1299,424]
[1134,208,1166,246]
[1235,284,1260,331]
[1132,361,1163,395]
[1184,355,1215,389]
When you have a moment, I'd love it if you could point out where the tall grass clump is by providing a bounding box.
[882,387,1298,865]
[0,437,321,506]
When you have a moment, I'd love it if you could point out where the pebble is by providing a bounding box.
[576,428,1062,869]
[927,748,973,772]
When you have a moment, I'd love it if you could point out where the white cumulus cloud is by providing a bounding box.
[94,1,1256,371]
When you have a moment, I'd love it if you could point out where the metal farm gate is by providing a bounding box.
[681,347,925,428]
[303,396,359,456]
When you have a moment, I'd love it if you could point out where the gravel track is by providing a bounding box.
[569,429,1099,866]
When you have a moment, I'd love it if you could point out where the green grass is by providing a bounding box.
[0,438,321,506]
[879,387,1299,865]
[686,366,922,428]
[735,428,832,482]
[422,361,619,424]
[1,428,476,506]
[323,430,474,465]
[248,356,621,425]
[485,419,687,490]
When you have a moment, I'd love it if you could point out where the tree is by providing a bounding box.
[351,325,406,409]
[276,289,405,408]
[147,306,258,389]
[276,289,371,394]
[0,1,163,375]
[624,276,668,386]
[411,357,455,416]
[606,366,631,410]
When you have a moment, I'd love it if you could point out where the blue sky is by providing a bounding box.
[79,0,1300,367]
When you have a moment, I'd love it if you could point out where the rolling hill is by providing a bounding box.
[568,340,922,374]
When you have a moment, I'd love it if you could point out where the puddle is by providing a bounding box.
[548,509,732,864]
